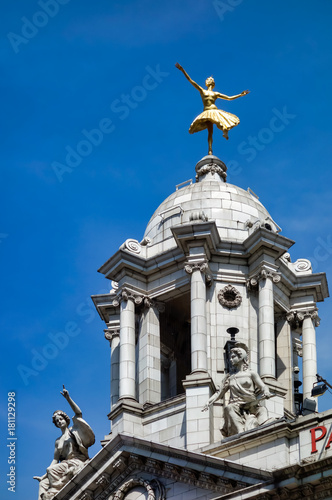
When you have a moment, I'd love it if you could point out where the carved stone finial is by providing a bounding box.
[195,156,227,182]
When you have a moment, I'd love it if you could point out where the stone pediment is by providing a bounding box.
[54,434,272,500]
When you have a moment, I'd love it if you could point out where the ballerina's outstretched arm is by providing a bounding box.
[216,89,250,101]
[175,63,203,92]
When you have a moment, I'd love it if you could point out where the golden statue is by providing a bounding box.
[175,63,249,155]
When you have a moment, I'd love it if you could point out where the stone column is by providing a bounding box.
[185,262,208,373]
[115,288,143,401]
[104,323,120,409]
[138,299,163,404]
[301,310,319,401]
[250,268,280,379]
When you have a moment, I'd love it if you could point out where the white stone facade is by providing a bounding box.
[60,155,331,500]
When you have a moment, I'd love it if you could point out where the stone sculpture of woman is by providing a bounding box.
[202,346,272,437]
[175,63,249,155]
[34,386,95,500]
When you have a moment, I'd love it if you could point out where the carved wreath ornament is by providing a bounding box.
[218,285,242,309]
[111,478,165,500]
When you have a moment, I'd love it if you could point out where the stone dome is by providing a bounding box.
[143,156,277,255]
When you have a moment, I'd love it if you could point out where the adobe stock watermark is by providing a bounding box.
[227,106,296,177]
[7,0,71,54]
[17,289,108,386]
[52,64,169,183]
[213,0,244,22]
[308,235,332,273]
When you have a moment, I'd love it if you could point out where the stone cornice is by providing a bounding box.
[243,226,295,259]
[171,221,221,257]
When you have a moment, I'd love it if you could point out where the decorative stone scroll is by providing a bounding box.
[110,281,119,294]
[282,253,312,274]
[218,284,242,309]
[124,239,142,254]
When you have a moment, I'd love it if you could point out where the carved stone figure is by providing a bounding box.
[202,346,272,437]
[175,63,249,155]
[34,386,95,500]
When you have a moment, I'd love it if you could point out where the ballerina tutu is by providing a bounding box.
[189,108,240,134]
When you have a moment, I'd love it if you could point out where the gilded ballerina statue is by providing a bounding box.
[175,63,249,155]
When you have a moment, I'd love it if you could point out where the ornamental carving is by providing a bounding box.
[287,310,320,328]
[110,478,165,500]
[79,492,93,500]
[143,297,165,312]
[218,284,242,309]
[195,161,227,182]
[189,210,208,222]
[184,262,208,274]
[124,239,142,254]
[293,258,312,273]
[113,288,144,306]
[96,473,111,487]
[104,328,120,343]
[247,268,281,289]
[282,253,312,274]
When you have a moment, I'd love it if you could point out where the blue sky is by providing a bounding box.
[1,1,332,498]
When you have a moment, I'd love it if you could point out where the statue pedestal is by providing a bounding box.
[183,372,216,451]
[260,377,287,420]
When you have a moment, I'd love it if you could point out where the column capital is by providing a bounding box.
[184,261,209,274]
[286,309,320,327]
[185,261,213,287]
[104,328,120,344]
[113,287,144,307]
[143,297,165,312]
[247,266,281,289]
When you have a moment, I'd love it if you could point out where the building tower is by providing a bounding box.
[52,139,332,498]
[46,153,330,500]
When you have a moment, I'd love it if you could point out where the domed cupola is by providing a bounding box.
[144,155,280,257]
